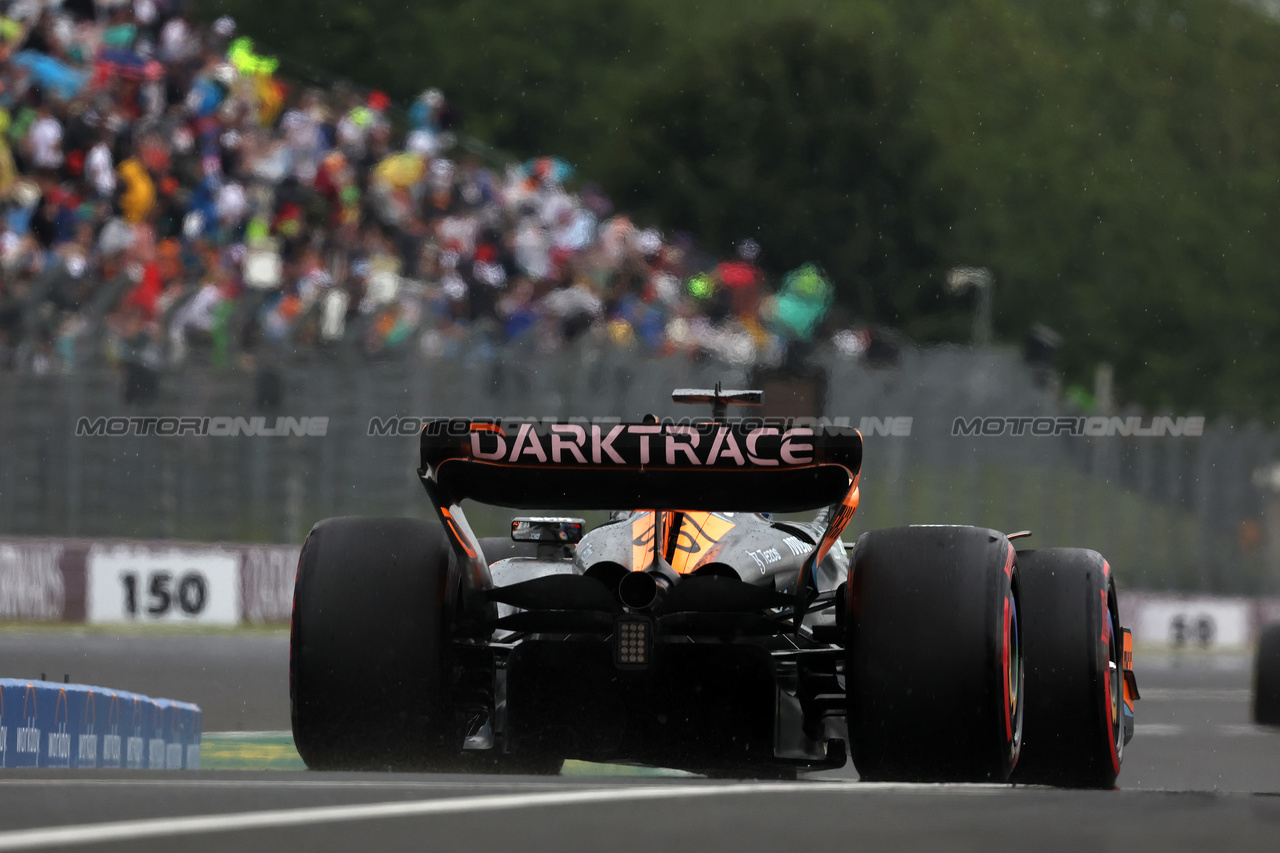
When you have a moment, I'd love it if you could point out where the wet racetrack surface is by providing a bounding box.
[1,629,1277,851]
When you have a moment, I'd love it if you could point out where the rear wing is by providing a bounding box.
[418,417,863,631]
[418,418,861,512]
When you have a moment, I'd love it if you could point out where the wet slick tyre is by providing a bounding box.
[291,517,456,770]
[1011,548,1124,788]
[1255,624,1280,726]
[846,526,1022,782]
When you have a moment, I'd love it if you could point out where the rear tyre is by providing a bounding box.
[1010,549,1124,788]
[846,526,1022,782]
[291,517,458,770]
[1255,624,1280,726]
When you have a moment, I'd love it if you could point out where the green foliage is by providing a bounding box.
[909,0,1280,416]
[210,0,1280,418]
[201,0,663,158]
[595,16,961,336]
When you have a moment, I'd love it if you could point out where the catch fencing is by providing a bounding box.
[0,341,1276,594]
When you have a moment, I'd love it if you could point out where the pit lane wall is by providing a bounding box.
[0,679,201,769]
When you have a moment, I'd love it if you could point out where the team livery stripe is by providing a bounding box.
[439,508,476,559]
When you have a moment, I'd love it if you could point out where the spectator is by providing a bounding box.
[84,128,114,198]
[26,101,62,174]
[0,2,850,392]
[116,153,154,222]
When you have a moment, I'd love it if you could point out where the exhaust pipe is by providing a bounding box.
[617,569,677,611]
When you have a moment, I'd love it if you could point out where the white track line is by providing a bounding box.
[0,777,604,791]
[1138,689,1250,702]
[1216,724,1274,737]
[0,781,1006,850]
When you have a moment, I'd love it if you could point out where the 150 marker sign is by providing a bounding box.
[86,547,240,625]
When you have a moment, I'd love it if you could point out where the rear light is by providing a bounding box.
[614,617,652,669]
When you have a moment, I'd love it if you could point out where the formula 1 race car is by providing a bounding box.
[1256,623,1280,726]
[290,387,1139,786]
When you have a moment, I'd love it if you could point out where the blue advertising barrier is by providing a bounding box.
[0,679,201,769]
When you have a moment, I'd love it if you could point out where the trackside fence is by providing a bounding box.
[1,343,1277,595]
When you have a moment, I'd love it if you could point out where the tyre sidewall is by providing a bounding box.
[290,516,456,770]
[846,525,1020,782]
[1255,624,1280,726]
[1012,548,1122,787]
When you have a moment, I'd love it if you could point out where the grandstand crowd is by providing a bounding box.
[0,0,847,386]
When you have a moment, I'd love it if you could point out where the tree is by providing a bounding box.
[203,0,662,159]
[910,0,1280,415]
[597,15,964,336]
[207,0,1280,417]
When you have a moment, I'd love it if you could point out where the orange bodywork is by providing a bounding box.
[625,469,860,577]
[1122,627,1139,708]
[669,511,738,573]
[630,512,657,570]
[810,474,860,570]
[630,510,739,573]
